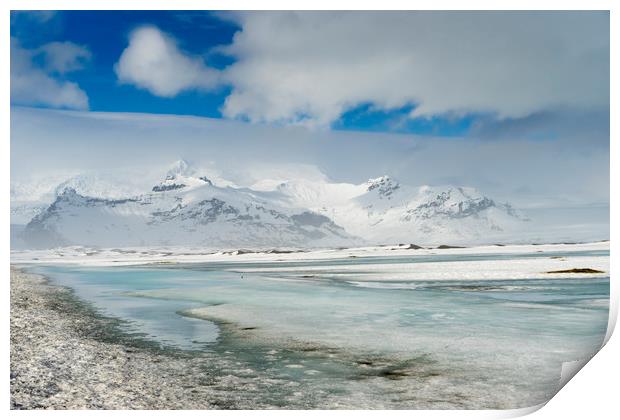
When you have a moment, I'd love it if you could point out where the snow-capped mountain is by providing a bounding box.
[11,172,148,225]
[269,175,528,245]
[22,163,356,249]
[16,160,529,249]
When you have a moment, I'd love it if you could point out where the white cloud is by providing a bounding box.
[11,107,609,210]
[219,11,608,125]
[114,26,220,97]
[111,12,608,127]
[39,41,91,74]
[10,39,90,110]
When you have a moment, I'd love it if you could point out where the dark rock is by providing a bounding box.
[545,268,605,274]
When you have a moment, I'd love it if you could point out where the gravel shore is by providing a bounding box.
[10,266,375,410]
[10,266,222,409]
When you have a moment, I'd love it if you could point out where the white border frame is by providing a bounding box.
[3,2,616,419]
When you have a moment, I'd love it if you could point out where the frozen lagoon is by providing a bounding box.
[18,242,610,409]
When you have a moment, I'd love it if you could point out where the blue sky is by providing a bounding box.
[13,10,608,138]
[11,11,238,119]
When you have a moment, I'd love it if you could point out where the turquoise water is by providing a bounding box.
[30,251,609,409]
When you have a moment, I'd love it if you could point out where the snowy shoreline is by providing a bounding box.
[11,241,610,281]
[9,267,221,409]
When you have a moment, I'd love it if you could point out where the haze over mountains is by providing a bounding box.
[10,159,554,249]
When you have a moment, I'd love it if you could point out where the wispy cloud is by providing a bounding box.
[39,41,91,74]
[11,107,609,209]
[10,39,90,110]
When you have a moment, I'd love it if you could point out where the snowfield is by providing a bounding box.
[11,241,609,282]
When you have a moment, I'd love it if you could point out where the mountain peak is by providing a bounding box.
[57,186,80,197]
[366,175,400,198]
[152,159,215,192]
[408,186,498,221]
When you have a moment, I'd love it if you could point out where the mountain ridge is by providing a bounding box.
[16,160,528,248]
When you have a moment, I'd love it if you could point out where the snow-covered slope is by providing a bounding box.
[11,202,48,225]
[11,175,71,225]
[17,160,529,248]
[270,176,528,245]
[11,172,146,225]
